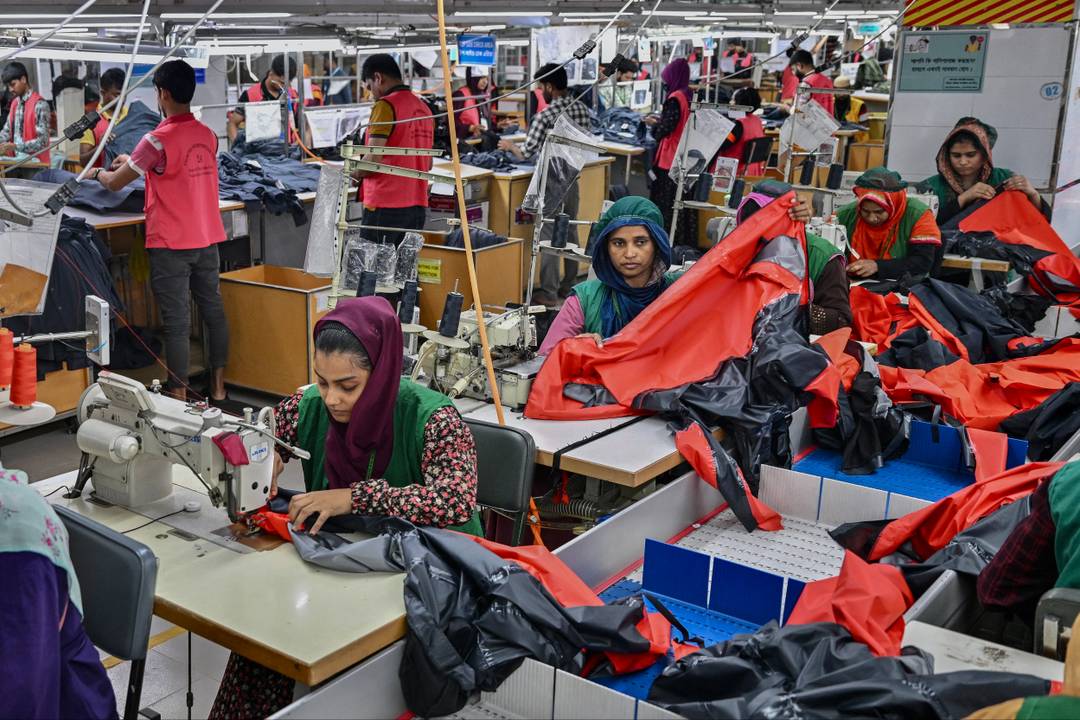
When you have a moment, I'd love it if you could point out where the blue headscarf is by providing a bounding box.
[585,196,673,337]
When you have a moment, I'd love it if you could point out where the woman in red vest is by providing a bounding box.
[716,87,766,176]
[452,67,492,138]
[647,57,696,246]
[0,62,50,164]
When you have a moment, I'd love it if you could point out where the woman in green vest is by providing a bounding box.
[538,196,676,354]
[837,167,941,281]
[919,118,1049,226]
[736,179,852,335]
[211,296,482,720]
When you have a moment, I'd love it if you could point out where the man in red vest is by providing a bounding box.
[0,62,51,164]
[354,54,434,245]
[783,49,835,116]
[227,54,298,144]
[92,60,230,404]
[79,68,127,168]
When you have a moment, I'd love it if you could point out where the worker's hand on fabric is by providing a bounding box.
[788,199,812,223]
[496,138,516,151]
[643,115,659,126]
[0,142,14,156]
[576,333,604,348]
[958,182,996,207]
[469,124,480,136]
[110,154,130,170]
[288,488,353,535]
[1003,174,1040,204]
[269,454,284,499]
[847,259,878,278]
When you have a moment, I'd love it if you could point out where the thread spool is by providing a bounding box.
[799,159,816,186]
[826,162,844,190]
[694,173,713,202]
[398,280,418,325]
[551,213,570,249]
[0,328,13,390]
[10,343,36,408]
[727,179,745,209]
[438,291,464,338]
[357,270,378,297]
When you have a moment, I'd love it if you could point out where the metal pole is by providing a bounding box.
[524,141,550,310]
[295,51,306,146]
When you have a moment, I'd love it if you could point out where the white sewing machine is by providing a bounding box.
[69,372,305,523]
[416,306,544,409]
[808,216,849,254]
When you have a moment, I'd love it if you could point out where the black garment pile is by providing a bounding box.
[648,621,1050,720]
[34,168,144,214]
[595,107,654,147]
[216,152,321,225]
[1000,383,1080,460]
[943,229,1052,289]
[272,505,658,718]
[444,226,506,249]
[461,149,518,172]
[3,217,159,377]
[832,493,1033,596]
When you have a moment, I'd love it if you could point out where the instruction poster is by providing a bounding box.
[899,30,990,93]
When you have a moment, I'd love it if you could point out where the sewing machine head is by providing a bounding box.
[75,372,277,523]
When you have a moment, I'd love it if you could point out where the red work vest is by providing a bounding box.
[533,88,548,114]
[143,114,225,250]
[655,91,689,172]
[87,114,113,168]
[359,89,434,210]
[781,66,798,101]
[8,92,49,164]
[720,114,766,176]
[456,86,481,130]
[244,81,298,102]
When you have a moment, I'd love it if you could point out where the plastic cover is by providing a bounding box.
[303,164,345,277]
[521,114,600,216]
[668,108,734,184]
[394,232,425,284]
[340,233,380,293]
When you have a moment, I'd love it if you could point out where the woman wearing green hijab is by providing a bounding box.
[539,196,676,353]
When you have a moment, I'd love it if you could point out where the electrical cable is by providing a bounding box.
[41,484,72,498]
[121,508,185,535]
[0,0,100,63]
[147,422,219,501]
[76,0,152,183]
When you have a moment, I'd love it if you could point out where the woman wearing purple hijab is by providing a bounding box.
[210,296,481,720]
[646,57,697,247]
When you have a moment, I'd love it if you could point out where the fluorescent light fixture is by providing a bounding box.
[15,21,151,28]
[11,45,210,67]
[774,11,817,16]
[0,13,144,19]
[468,25,507,30]
[162,12,293,19]
[562,18,614,23]
[453,11,553,17]
[196,37,343,52]
[560,12,624,16]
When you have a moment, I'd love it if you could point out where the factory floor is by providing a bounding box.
[5,385,305,719]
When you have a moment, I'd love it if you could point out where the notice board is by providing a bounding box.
[887,25,1071,189]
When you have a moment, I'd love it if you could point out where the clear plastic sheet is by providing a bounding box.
[375,243,397,286]
[341,232,380,293]
[668,108,734,183]
[395,232,425,284]
[521,114,600,216]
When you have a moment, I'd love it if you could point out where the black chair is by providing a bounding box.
[55,506,158,720]
[741,136,774,177]
[465,417,536,546]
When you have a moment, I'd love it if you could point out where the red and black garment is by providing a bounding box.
[525,194,841,532]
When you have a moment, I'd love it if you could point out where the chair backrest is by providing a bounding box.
[743,136,774,167]
[465,417,535,514]
[54,505,158,662]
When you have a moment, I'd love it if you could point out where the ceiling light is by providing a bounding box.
[468,25,507,31]
[453,11,553,17]
[162,12,293,19]
[0,13,144,19]
[774,11,818,16]
[560,12,626,17]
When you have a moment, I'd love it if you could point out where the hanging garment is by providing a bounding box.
[526,194,840,532]
[646,621,1051,720]
[101,100,161,168]
[34,168,144,214]
[276,513,673,717]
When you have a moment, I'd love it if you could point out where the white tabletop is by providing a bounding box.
[36,469,406,685]
[461,403,690,487]
[64,197,248,231]
[903,621,1064,681]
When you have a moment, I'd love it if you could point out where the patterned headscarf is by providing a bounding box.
[936,121,995,197]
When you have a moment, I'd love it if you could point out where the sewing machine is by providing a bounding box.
[808,216,850,254]
[416,306,544,409]
[68,371,303,523]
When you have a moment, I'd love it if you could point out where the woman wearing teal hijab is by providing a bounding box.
[539,196,675,353]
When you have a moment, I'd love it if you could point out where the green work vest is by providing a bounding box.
[836,197,932,261]
[1018,696,1080,720]
[1049,462,1080,590]
[295,379,483,536]
[921,167,1014,211]
[572,272,678,337]
[807,232,842,285]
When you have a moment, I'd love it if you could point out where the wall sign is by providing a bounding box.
[458,34,497,67]
[898,30,989,93]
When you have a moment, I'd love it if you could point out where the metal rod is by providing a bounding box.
[13,330,93,344]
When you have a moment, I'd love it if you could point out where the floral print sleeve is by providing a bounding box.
[274,389,305,462]
[349,406,477,527]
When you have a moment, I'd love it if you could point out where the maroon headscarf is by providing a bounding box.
[661,58,691,101]
[315,296,404,488]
